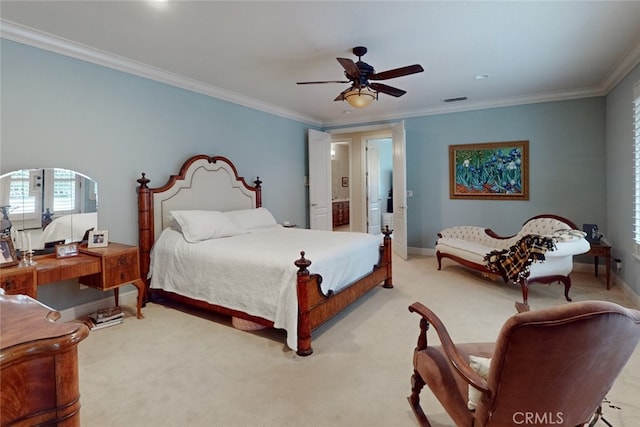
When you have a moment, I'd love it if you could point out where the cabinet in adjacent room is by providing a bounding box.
[332,201,350,227]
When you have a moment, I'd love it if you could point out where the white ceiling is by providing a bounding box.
[2,1,640,127]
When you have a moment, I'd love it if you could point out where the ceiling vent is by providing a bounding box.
[443,96,468,103]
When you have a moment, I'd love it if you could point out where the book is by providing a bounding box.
[89,317,123,330]
[89,306,124,324]
[74,314,124,331]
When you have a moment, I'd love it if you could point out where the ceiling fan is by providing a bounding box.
[297,46,424,108]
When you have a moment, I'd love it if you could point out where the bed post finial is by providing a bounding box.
[137,173,150,189]
[295,251,312,273]
[254,177,262,188]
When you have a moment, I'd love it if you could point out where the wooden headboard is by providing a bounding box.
[136,155,262,283]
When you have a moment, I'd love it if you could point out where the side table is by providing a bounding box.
[587,240,612,290]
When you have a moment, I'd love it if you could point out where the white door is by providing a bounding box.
[392,121,408,260]
[308,129,332,230]
[366,141,381,234]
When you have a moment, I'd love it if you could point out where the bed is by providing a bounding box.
[136,154,393,356]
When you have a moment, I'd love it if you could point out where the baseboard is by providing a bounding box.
[408,246,435,256]
[58,289,139,323]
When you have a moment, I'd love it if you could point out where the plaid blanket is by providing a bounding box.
[484,235,556,283]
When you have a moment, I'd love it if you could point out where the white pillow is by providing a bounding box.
[467,355,491,410]
[169,210,244,243]
[225,207,278,231]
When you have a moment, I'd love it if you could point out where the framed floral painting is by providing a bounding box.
[449,141,529,200]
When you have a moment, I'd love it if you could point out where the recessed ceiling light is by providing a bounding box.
[475,74,490,80]
[149,0,169,9]
[342,110,352,114]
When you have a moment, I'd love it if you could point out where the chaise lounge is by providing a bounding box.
[435,214,590,308]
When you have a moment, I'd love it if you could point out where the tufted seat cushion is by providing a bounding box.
[435,237,493,265]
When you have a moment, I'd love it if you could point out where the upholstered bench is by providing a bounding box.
[435,214,590,308]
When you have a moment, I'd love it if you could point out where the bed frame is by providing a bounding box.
[136,154,393,356]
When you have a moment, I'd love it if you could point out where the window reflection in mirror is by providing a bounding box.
[0,168,98,251]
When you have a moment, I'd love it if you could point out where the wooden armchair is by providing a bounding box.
[407,301,640,427]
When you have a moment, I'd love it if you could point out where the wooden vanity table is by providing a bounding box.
[0,293,90,426]
[0,242,145,318]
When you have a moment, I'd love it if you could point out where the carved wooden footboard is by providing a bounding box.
[136,154,393,356]
[295,228,393,356]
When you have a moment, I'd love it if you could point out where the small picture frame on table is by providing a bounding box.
[0,236,19,268]
[88,230,109,248]
[55,242,79,259]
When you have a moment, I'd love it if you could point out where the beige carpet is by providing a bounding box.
[78,255,640,426]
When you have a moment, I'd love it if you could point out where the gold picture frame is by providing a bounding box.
[449,140,529,200]
[0,236,19,268]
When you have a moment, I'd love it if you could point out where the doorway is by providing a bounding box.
[310,121,408,259]
[331,141,350,231]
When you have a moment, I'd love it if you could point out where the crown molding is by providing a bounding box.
[2,18,638,129]
[322,87,605,127]
[0,20,322,127]
[601,35,640,93]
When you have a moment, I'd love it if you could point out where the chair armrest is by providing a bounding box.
[485,228,516,240]
[409,302,490,394]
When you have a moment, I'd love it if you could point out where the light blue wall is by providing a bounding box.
[1,39,314,309]
[405,98,606,249]
[3,38,633,308]
[605,62,640,295]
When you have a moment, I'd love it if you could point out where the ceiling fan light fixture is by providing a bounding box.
[344,87,377,108]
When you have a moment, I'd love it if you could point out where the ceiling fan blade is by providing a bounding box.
[334,89,349,102]
[336,57,360,78]
[369,64,424,80]
[297,80,350,85]
[369,82,406,97]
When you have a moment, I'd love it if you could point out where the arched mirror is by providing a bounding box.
[0,168,98,252]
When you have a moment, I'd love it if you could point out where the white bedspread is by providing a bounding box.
[149,226,383,351]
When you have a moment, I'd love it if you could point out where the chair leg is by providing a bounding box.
[519,278,530,309]
[561,276,572,302]
[588,405,613,427]
[407,370,431,427]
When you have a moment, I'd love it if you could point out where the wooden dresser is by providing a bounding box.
[0,293,90,426]
[332,200,350,227]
